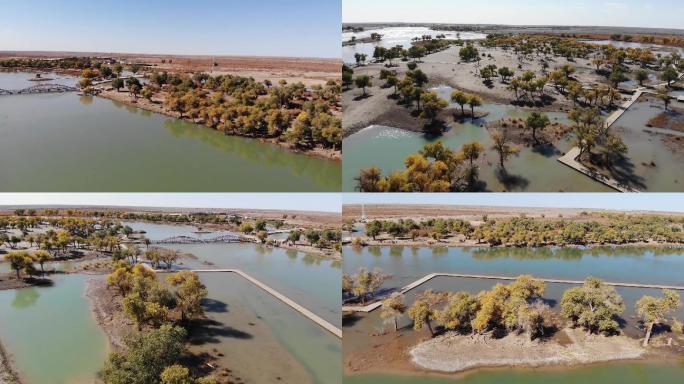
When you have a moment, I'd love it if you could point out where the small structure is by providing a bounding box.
[677,95,684,103]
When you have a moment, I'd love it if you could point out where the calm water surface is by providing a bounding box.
[343,246,684,287]
[0,274,108,384]
[126,222,341,326]
[197,273,341,384]
[342,88,612,192]
[0,72,340,191]
[609,96,684,191]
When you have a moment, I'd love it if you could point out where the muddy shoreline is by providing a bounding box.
[352,237,684,250]
[0,339,21,384]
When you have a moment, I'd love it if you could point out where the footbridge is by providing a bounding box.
[154,233,244,244]
[342,272,684,313]
[0,83,79,95]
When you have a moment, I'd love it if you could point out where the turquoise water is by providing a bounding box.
[342,99,611,192]
[0,274,108,384]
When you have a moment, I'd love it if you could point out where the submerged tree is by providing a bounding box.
[636,289,681,346]
[380,292,408,332]
[490,129,520,169]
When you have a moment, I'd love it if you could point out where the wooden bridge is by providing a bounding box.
[342,272,684,313]
[154,234,244,244]
[0,83,79,95]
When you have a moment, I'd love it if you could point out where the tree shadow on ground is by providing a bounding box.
[353,93,372,101]
[588,153,647,191]
[511,95,556,108]
[495,168,530,191]
[531,142,562,158]
[187,318,253,344]
[342,313,363,327]
[201,298,228,313]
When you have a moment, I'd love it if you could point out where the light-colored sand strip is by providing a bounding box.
[172,269,342,339]
[343,272,684,312]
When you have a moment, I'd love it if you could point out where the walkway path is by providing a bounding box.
[557,88,648,192]
[557,148,639,192]
[169,268,342,338]
[557,71,684,192]
[342,272,684,312]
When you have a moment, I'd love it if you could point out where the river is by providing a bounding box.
[0,71,340,192]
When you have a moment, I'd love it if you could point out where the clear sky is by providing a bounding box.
[0,0,340,58]
[0,193,341,213]
[343,0,684,30]
[343,193,684,213]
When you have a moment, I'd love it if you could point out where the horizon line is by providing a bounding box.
[341,21,684,32]
[0,50,340,61]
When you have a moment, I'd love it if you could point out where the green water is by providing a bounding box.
[344,361,684,384]
[196,273,341,384]
[0,72,340,191]
[342,96,610,192]
[0,274,108,384]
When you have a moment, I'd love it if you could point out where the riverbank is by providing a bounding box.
[410,329,645,373]
[96,88,341,161]
[352,236,683,250]
[84,278,132,350]
[0,340,20,384]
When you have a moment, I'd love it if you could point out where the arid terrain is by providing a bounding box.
[0,51,341,86]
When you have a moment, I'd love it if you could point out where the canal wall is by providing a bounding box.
[160,268,343,339]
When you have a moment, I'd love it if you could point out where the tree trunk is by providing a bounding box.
[426,319,434,337]
[643,322,653,347]
[394,318,398,332]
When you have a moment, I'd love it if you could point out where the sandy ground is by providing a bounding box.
[0,340,20,384]
[96,89,341,160]
[342,43,663,135]
[85,278,132,350]
[410,328,644,373]
[0,52,340,87]
[342,204,684,222]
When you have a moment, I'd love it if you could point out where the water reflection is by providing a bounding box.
[11,287,40,309]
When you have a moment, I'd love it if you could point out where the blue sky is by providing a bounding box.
[0,0,340,58]
[0,194,341,213]
[343,193,684,213]
[343,0,684,30]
